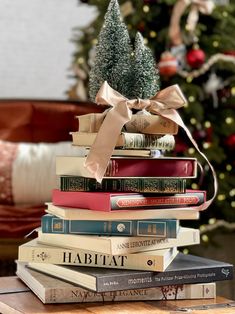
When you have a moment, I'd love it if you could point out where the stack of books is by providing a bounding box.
[17,112,233,304]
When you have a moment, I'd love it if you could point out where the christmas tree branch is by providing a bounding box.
[178,53,235,79]
[200,219,235,234]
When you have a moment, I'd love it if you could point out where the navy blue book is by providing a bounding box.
[41,214,179,238]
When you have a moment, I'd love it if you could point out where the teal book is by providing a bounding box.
[41,214,179,238]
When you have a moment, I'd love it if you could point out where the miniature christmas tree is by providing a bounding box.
[88,0,133,101]
[131,32,160,99]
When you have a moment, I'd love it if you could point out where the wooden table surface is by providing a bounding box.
[0,276,235,314]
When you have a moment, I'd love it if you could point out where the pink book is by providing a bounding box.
[52,189,206,212]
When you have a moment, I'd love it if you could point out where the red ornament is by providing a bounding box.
[186,48,205,68]
[225,134,235,150]
[158,51,178,77]
[137,21,145,32]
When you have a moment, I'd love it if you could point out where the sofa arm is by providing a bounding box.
[0,100,105,142]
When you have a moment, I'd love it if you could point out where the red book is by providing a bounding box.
[56,156,198,178]
[52,189,206,212]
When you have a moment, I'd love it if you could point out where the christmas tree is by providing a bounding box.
[69,0,235,241]
[131,32,160,98]
[88,0,133,101]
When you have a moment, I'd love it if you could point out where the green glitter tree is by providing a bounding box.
[131,32,160,99]
[88,0,133,101]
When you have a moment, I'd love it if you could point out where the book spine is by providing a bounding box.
[52,189,205,212]
[18,245,174,271]
[37,227,200,255]
[120,133,175,150]
[60,176,187,193]
[71,132,175,151]
[48,282,215,303]
[18,279,215,304]
[41,215,179,238]
[78,113,178,135]
[111,228,200,255]
[56,157,197,178]
[46,282,216,303]
[78,113,105,133]
[96,266,233,292]
[125,114,179,135]
[105,158,197,178]
[110,192,206,210]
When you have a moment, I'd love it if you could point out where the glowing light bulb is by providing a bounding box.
[225,117,233,124]
[143,5,150,13]
[150,31,157,38]
[209,218,216,225]
[77,57,84,64]
[191,183,199,189]
[217,194,226,201]
[204,121,211,128]
[186,76,193,83]
[202,234,209,242]
[213,41,219,47]
[229,189,235,197]
[189,96,195,102]
[219,173,225,180]
[188,148,195,154]
[190,118,197,124]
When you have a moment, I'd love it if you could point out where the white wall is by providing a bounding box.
[0,0,95,99]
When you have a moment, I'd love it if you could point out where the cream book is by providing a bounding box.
[19,238,178,272]
[46,202,200,221]
[16,261,216,304]
[77,113,179,135]
[71,132,175,151]
[37,227,200,255]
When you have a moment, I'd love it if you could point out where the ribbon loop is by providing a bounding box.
[84,81,217,211]
[85,81,187,183]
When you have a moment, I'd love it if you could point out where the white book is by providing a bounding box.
[19,238,178,272]
[16,261,216,304]
[37,227,200,255]
[46,202,200,221]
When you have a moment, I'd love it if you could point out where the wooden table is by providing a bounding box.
[0,276,234,314]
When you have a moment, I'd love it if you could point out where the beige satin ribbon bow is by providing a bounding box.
[169,0,215,45]
[85,81,217,211]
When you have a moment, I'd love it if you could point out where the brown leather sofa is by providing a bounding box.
[0,99,103,263]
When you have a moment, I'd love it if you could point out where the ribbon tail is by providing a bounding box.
[159,109,217,211]
[84,102,132,183]
[177,115,218,211]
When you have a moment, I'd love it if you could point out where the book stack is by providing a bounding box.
[16,112,233,304]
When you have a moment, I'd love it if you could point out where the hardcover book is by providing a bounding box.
[71,132,175,151]
[18,239,178,272]
[52,189,206,211]
[46,202,200,221]
[41,214,179,238]
[77,113,179,135]
[27,253,233,292]
[37,227,200,255]
[56,156,198,178]
[60,176,187,194]
[16,261,216,304]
